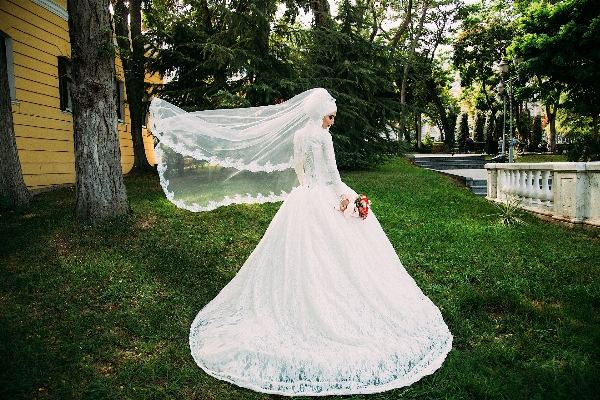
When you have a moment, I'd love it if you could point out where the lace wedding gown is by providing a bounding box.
[189,119,453,396]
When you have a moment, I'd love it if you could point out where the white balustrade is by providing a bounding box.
[519,170,527,199]
[530,170,541,204]
[526,170,534,201]
[486,162,600,228]
[540,170,553,205]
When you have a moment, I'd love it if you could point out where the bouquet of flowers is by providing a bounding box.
[354,194,370,220]
[338,194,371,220]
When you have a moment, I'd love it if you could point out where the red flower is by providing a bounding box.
[354,194,370,219]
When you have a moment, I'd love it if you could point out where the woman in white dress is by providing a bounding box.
[150,88,452,396]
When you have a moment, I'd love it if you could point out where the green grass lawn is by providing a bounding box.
[1,158,599,399]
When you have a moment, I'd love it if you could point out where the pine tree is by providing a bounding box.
[458,113,470,146]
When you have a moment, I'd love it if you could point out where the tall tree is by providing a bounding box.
[452,1,516,111]
[68,0,131,222]
[417,0,462,149]
[145,0,405,169]
[0,38,30,207]
[144,0,293,108]
[531,114,543,149]
[114,0,154,173]
[399,0,430,141]
[426,76,453,145]
[305,0,403,168]
[389,0,413,52]
[511,0,600,140]
[387,0,462,144]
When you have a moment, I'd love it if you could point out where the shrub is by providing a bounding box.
[566,132,600,161]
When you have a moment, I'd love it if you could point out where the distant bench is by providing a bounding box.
[451,141,486,155]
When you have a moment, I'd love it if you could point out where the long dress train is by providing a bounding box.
[188,119,453,396]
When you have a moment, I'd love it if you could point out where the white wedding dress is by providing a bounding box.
[189,119,453,396]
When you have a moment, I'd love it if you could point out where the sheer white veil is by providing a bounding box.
[149,88,336,211]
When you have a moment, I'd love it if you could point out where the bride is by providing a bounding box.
[150,88,452,396]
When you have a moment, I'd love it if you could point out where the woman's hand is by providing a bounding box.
[339,195,351,212]
[339,198,350,212]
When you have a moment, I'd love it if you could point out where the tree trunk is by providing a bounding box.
[200,0,213,32]
[426,77,451,145]
[311,0,331,27]
[416,113,422,148]
[0,38,30,207]
[514,102,525,143]
[253,0,271,88]
[369,4,378,42]
[390,0,412,53]
[545,103,557,152]
[399,0,428,142]
[114,0,154,174]
[68,0,131,222]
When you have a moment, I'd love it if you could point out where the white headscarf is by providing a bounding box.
[303,88,337,121]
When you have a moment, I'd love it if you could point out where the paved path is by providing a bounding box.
[410,153,489,196]
[411,153,488,180]
[433,168,488,180]
[412,153,487,159]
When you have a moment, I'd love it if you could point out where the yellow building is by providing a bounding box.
[1,0,157,192]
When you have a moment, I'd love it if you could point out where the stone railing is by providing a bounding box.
[485,162,600,228]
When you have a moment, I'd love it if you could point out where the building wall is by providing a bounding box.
[1,0,157,191]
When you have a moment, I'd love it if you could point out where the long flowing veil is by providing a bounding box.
[149,88,330,211]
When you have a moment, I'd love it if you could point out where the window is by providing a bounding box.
[1,32,17,103]
[115,79,125,122]
[58,57,72,112]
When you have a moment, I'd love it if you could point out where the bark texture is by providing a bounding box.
[68,0,131,222]
[399,0,428,141]
[426,77,451,144]
[310,0,331,27]
[0,38,30,207]
[114,0,154,174]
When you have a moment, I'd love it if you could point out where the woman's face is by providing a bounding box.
[322,111,337,129]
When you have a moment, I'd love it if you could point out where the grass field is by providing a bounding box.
[1,158,599,399]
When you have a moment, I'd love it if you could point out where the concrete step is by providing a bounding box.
[416,163,486,170]
[432,170,488,197]
[413,156,488,170]
[411,155,489,196]
[466,179,488,197]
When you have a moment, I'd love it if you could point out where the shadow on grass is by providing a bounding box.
[1,178,277,399]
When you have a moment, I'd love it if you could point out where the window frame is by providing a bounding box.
[57,56,72,113]
[115,79,125,123]
[1,32,17,104]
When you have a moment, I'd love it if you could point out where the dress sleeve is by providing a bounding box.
[293,131,305,185]
[322,131,356,199]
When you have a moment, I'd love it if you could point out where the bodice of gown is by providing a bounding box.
[293,121,351,198]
